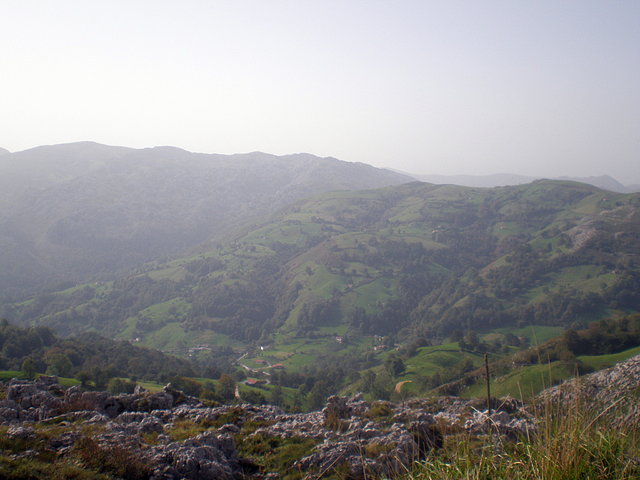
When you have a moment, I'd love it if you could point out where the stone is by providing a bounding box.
[139,416,165,434]
[7,425,36,440]
[149,432,240,480]
[0,379,543,479]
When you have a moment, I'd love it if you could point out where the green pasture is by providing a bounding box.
[579,345,640,370]
[462,361,573,400]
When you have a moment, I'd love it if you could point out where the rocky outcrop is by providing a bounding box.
[0,378,535,479]
[538,353,640,428]
[149,432,239,480]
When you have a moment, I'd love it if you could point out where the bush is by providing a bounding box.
[72,436,152,479]
[365,401,393,419]
[107,378,136,394]
[323,410,350,432]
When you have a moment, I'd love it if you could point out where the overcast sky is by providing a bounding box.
[1,1,639,182]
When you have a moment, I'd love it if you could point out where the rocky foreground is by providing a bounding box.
[2,355,639,479]
[539,353,640,428]
[1,380,532,479]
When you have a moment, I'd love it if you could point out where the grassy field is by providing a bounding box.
[461,344,640,401]
[490,325,565,345]
[579,345,640,370]
[132,322,243,353]
[0,370,23,381]
[463,361,574,400]
[402,343,483,380]
[0,371,80,387]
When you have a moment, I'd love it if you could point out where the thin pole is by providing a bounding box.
[484,353,491,416]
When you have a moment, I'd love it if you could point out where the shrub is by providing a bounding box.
[167,419,207,442]
[323,410,350,432]
[72,436,152,479]
[365,401,393,419]
[107,378,136,394]
[236,434,318,479]
[365,441,395,458]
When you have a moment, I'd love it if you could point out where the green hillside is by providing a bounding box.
[457,314,640,400]
[0,143,411,299]
[5,180,640,384]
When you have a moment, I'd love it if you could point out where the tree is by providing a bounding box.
[309,380,330,410]
[21,357,37,379]
[271,385,284,407]
[170,376,202,397]
[361,370,376,394]
[218,374,236,401]
[107,378,136,394]
[464,330,480,348]
[76,370,91,387]
[242,390,266,405]
[371,371,392,400]
[90,367,111,390]
[384,354,405,377]
[450,330,463,343]
[45,353,73,377]
[563,328,584,354]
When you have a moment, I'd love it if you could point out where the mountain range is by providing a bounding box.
[413,173,640,193]
[0,142,410,299]
[2,141,640,410]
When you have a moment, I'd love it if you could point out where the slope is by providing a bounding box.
[0,142,412,299]
[7,180,639,366]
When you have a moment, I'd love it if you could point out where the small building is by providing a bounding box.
[271,363,285,369]
[335,336,345,344]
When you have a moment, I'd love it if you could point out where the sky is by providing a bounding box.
[1,1,639,182]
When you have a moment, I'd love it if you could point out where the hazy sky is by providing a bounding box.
[1,1,639,182]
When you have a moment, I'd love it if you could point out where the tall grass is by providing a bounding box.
[408,394,639,480]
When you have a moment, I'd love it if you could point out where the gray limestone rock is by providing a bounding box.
[149,432,240,480]
[7,425,36,440]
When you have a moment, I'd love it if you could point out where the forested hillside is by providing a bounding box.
[0,142,411,299]
[7,180,640,364]
[0,321,198,387]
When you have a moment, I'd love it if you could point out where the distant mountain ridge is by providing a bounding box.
[414,173,639,193]
[0,142,412,299]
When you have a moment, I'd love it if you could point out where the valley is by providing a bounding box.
[0,142,411,299]
[4,1,639,476]
[2,144,640,479]
[3,175,640,406]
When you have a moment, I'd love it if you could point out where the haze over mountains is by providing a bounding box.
[414,173,640,193]
[2,141,638,305]
[0,142,410,299]
[2,140,640,416]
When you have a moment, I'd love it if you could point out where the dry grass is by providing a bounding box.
[408,394,640,480]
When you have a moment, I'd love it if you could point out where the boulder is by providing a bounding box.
[7,425,36,440]
[149,432,240,480]
[139,416,164,434]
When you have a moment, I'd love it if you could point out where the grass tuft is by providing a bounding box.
[408,394,639,480]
